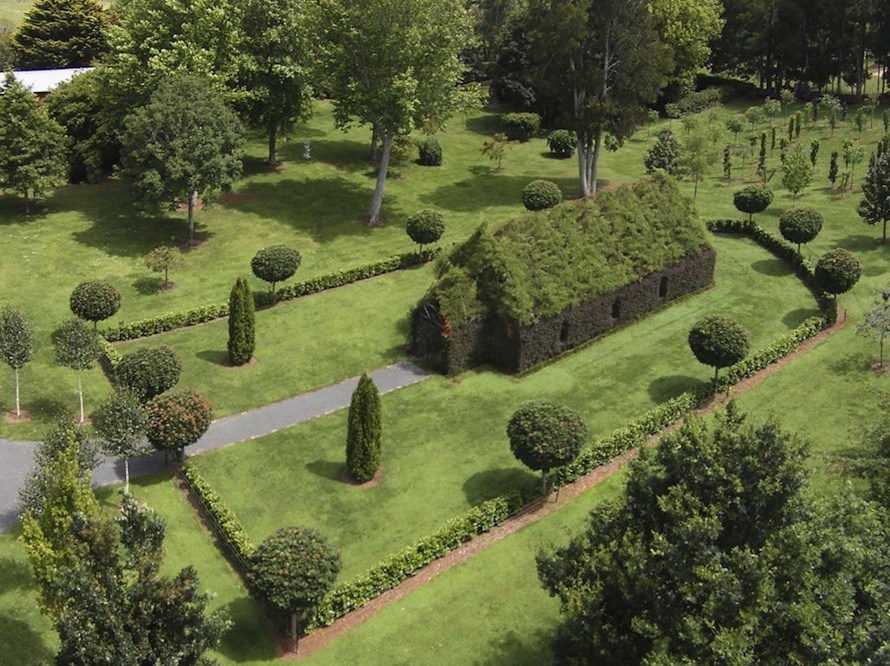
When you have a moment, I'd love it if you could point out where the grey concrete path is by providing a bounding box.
[0,361,429,532]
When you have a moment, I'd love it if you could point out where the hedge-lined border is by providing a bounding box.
[176,218,834,635]
[101,248,439,343]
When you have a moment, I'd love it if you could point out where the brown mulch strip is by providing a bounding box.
[285,315,847,660]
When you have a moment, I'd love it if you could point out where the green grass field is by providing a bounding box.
[2,94,890,665]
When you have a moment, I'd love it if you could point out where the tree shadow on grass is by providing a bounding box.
[423,174,579,212]
[0,550,32,593]
[828,349,876,377]
[216,595,279,664]
[132,276,163,296]
[463,468,537,505]
[834,233,884,254]
[463,112,506,137]
[751,257,793,277]
[648,375,705,403]
[472,627,556,666]
[305,460,344,482]
[196,350,229,366]
[0,613,55,664]
[782,307,821,327]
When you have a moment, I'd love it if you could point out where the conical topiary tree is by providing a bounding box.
[346,373,382,483]
[644,126,681,176]
[228,277,255,366]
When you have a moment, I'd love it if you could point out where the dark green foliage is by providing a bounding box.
[779,207,823,253]
[228,277,255,365]
[507,402,587,490]
[406,209,445,250]
[723,145,731,180]
[688,314,750,383]
[828,150,839,187]
[521,179,563,211]
[92,389,146,491]
[248,526,340,649]
[417,135,443,166]
[0,72,68,214]
[858,151,890,241]
[501,112,540,141]
[546,129,577,158]
[251,245,301,297]
[538,405,890,665]
[644,126,681,175]
[11,0,108,68]
[346,373,382,483]
[115,345,182,402]
[732,184,773,222]
[145,390,213,459]
[668,87,723,116]
[69,279,121,327]
[810,138,819,166]
[814,248,862,298]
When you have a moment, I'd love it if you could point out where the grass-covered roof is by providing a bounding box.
[428,173,711,325]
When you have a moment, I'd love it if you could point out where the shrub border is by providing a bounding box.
[177,219,834,634]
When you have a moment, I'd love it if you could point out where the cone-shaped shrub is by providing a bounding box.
[228,277,255,365]
[346,373,382,483]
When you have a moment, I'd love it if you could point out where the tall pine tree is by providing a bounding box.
[346,373,382,483]
[11,0,108,69]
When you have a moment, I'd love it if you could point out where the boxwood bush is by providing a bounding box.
[501,112,541,142]
[547,129,576,158]
[522,179,563,211]
[417,136,443,166]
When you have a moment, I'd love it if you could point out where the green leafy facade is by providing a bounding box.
[411,174,715,373]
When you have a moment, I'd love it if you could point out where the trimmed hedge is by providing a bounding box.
[501,112,541,142]
[102,249,439,342]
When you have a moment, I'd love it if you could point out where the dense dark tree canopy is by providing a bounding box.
[406,210,446,249]
[145,390,213,460]
[814,248,862,298]
[507,401,587,492]
[69,279,121,327]
[538,405,890,665]
[688,314,750,384]
[11,0,108,69]
[779,207,823,254]
[251,246,301,297]
[115,345,182,402]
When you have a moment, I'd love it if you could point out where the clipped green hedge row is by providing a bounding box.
[306,493,522,631]
[180,462,255,567]
[102,248,439,342]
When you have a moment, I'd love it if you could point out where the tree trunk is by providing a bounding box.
[880,334,885,368]
[124,458,130,494]
[187,189,198,243]
[23,188,30,215]
[14,367,20,416]
[369,120,380,162]
[290,612,299,653]
[268,126,278,166]
[77,371,84,423]
[367,130,393,225]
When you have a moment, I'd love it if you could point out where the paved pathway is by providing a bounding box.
[0,361,429,533]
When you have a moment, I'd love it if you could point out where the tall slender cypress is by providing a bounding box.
[346,373,382,483]
[228,277,255,365]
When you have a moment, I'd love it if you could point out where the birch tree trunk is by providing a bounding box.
[187,189,198,243]
[367,130,394,225]
[14,367,20,416]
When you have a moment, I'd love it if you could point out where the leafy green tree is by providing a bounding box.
[725,117,744,147]
[228,277,255,366]
[858,286,890,369]
[52,318,102,422]
[250,246,301,298]
[843,139,866,191]
[527,0,672,197]
[821,94,842,134]
[92,389,147,493]
[145,390,213,461]
[11,0,108,69]
[69,279,121,328]
[346,373,382,483]
[782,144,813,200]
[0,305,34,417]
[480,132,514,173]
[238,0,314,165]
[115,345,182,402]
[120,74,244,244]
[317,0,479,225]
[405,210,445,250]
[681,127,717,200]
[0,72,67,214]
[688,314,750,386]
[248,526,341,652]
[537,405,890,665]
[644,126,681,176]
[828,150,839,188]
[733,184,773,222]
[779,207,823,255]
[144,245,183,289]
[507,401,588,494]
[809,138,819,167]
[814,248,862,299]
[858,151,890,241]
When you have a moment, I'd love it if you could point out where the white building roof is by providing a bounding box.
[10,67,94,94]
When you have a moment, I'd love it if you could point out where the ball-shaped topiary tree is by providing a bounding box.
[779,207,823,255]
[251,245,301,298]
[507,401,588,494]
[522,180,563,211]
[417,135,442,166]
[814,248,862,299]
[69,280,121,328]
[547,129,577,158]
[405,209,445,251]
[688,315,750,388]
[145,389,212,461]
[346,373,382,483]
[733,185,773,223]
[115,345,182,402]
[248,526,341,653]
